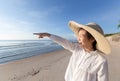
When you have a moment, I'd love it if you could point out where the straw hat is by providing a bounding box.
[68,21,111,54]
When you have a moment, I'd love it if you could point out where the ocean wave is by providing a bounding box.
[0,40,62,63]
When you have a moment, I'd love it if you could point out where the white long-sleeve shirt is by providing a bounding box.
[49,34,109,81]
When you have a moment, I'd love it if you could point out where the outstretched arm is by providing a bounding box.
[33,33,76,52]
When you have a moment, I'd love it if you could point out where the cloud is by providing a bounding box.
[0,0,27,6]
[28,6,62,19]
[0,16,37,40]
[0,19,16,32]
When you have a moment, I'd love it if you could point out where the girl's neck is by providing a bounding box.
[84,46,95,53]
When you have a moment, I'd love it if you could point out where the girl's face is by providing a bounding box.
[77,29,95,49]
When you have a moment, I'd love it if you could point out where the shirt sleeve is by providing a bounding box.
[97,60,109,81]
[49,34,76,52]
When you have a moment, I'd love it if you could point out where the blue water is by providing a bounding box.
[0,40,63,64]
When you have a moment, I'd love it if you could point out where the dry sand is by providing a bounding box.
[0,35,120,81]
[0,50,71,81]
[106,35,120,81]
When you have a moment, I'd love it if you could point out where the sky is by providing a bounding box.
[0,0,120,40]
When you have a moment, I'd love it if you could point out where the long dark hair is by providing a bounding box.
[78,28,97,50]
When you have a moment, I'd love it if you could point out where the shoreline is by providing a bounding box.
[0,47,63,64]
[0,49,72,81]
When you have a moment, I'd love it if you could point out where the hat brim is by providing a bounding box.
[69,21,111,54]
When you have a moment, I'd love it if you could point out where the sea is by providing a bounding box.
[0,40,63,64]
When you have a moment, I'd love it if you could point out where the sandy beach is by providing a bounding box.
[0,50,71,81]
[0,35,120,81]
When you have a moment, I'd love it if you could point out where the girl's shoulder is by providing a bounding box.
[94,51,108,64]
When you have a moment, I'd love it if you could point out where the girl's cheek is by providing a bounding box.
[77,37,80,41]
